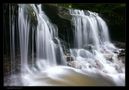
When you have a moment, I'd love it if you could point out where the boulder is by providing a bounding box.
[65,55,74,62]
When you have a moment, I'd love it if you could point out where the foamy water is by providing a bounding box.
[5,65,119,86]
[4,4,125,86]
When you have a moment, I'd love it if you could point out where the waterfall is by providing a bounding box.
[69,9,115,50]
[18,4,31,73]
[69,9,125,86]
[5,4,67,86]
[4,4,125,86]
[32,4,67,68]
[19,4,67,71]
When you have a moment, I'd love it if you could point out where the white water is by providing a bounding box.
[19,4,67,72]
[18,4,31,73]
[69,9,125,86]
[4,4,67,86]
[4,5,125,86]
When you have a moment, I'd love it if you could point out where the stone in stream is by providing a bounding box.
[117,49,125,64]
[66,56,74,62]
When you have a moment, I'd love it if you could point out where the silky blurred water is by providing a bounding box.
[4,4,125,86]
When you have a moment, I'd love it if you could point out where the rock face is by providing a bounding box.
[42,4,125,43]
[42,4,74,48]
[118,49,125,64]
[66,56,74,62]
[113,41,126,48]
[64,54,74,66]
[58,7,72,21]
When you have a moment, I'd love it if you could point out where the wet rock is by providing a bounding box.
[103,54,113,61]
[113,41,126,48]
[65,54,74,62]
[118,49,125,62]
[79,50,93,58]
[58,7,72,21]
[118,55,125,64]
[83,44,95,53]
[119,49,125,56]
[115,65,123,73]
[95,60,104,69]
[67,61,82,69]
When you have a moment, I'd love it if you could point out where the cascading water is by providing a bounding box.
[34,4,67,68]
[18,4,31,73]
[69,9,125,86]
[4,4,125,86]
[4,4,67,86]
